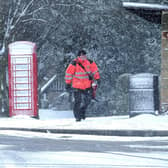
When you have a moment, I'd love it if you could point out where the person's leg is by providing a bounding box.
[80,89,92,119]
[73,90,82,121]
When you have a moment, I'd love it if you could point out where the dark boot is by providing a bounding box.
[80,107,86,120]
[76,118,81,122]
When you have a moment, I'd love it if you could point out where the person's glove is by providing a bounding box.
[97,79,101,85]
[65,84,71,92]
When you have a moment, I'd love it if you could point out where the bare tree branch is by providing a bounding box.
[13,0,34,28]
[22,18,47,23]
[27,6,47,16]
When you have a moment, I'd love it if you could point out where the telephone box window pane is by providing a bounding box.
[14,103,31,109]
[14,84,31,90]
[14,90,30,97]
[15,97,30,102]
[15,64,29,70]
[14,71,29,77]
[14,77,29,83]
[12,57,31,64]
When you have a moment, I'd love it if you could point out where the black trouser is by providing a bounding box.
[73,88,92,120]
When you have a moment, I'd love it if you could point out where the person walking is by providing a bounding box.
[65,50,100,121]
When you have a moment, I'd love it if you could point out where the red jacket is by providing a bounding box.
[65,57,100,90]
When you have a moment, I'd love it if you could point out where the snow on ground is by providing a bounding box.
[0,109,168,130]
[16,151,168,168]
[0,130,168,168]
[0,109,168,168]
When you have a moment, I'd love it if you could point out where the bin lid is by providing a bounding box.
[130,73,158,89]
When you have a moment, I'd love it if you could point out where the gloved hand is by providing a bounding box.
[65,84,71,92]
[97,79,101,85]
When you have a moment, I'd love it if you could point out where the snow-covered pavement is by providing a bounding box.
[0,109,168,133]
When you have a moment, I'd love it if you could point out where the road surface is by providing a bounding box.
[0,130,168,168]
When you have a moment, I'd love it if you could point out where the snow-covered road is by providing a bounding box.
[0,131,168,168]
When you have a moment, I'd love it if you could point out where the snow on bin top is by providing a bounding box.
[129,73,157,89]
[8,41,36,56]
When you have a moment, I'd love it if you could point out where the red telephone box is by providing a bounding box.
[8,41,38,118]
